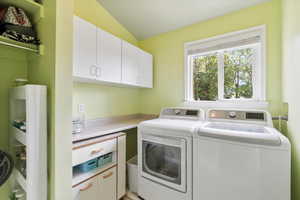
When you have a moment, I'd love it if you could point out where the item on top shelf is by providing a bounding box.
[13,119,26,132]
[0,150,14,187]
[98,152,113,168]
[0,6,40,44]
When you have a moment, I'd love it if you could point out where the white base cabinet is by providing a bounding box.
[73,16,153,88]
[72,133,126,200]
[73,167,117,200]
[73,176,99,200]
[99,167,117,200]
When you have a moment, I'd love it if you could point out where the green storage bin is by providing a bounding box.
[98,152,113,167]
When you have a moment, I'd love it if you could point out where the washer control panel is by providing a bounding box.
[209,110,266,122]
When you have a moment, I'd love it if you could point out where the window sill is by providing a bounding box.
[182,100,269,110]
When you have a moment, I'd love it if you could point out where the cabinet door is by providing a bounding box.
[73,16,97,79]
[73,176,99,200]
[97,29,122,83]
[98,167,117,200]
[138,49,153,88]
[121,41,139,85]
[117,135,126,199]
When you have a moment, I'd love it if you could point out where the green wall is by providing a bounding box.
[73,0,141,120]
[27,0,74,199]
[0,46,27,199]
[282,0,300,199]
[139,0,282,118]
[0,0,73,199]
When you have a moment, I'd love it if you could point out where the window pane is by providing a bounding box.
[224,48,254,99]
[193,53,218,101]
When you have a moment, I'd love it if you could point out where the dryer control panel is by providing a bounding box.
[160,108,204,120]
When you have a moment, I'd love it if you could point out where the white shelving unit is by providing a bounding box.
[9,85,47,200]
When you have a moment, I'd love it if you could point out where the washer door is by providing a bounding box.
[141,135,186,192]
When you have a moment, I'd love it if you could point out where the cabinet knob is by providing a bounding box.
[80,183,93,191]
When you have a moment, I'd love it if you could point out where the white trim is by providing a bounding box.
[182,100,269,110]
[217,53,224,100]
[184,25,266,48]
[184,49,193,101]
[260,25,267,101]
[184,25,267,104]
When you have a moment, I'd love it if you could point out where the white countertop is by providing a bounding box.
[72,114,156,143]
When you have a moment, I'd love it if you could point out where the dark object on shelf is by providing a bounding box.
[16,147,26,178]
[13,119,26,132]
[0,150,14,187]
[0,6,40,45]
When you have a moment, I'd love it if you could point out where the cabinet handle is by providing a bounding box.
[96,67,101,78]
[80,183,93,191]
[90,65,97,76]
[90,148,104,155]
[103,171,113,179]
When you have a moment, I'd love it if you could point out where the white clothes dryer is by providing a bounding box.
[138,107,205,200]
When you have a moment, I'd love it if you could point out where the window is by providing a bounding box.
[184,26,266,105]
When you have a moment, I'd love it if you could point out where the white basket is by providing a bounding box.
[127,156,138,194]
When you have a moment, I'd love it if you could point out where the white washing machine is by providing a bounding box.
[138,107,205,200]
[194,109,291,200]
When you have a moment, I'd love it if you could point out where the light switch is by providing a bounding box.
[78,104,85,113]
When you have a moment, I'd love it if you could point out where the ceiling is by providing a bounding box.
[97,0,271,40]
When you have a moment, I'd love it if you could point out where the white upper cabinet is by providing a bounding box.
[121,41,140,85]
[138,49,153,88]
[73,16,153,88]
[97,29,122,83]
[73,16,97,80]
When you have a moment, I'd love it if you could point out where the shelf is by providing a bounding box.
[0,36,43,55]
[10,85,47,200]
[0,0,44,23]
[15,169,26,192]
[12,126,26,145]
[72,162,117,186]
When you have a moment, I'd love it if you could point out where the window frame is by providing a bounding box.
[184,25,267,108]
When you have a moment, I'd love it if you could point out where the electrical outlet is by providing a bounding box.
[78,104,85,113]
